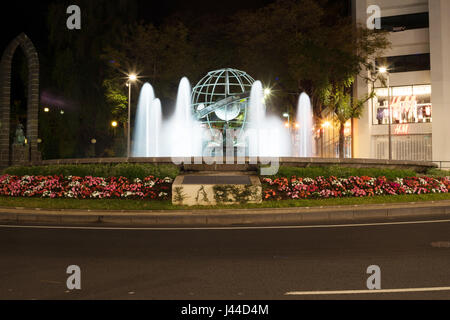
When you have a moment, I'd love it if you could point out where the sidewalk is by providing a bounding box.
[1,200,450,227]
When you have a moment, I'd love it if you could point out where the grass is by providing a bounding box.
[273,165,417,180]
[425,168,450,178]
[2,164,427,181]
[1,193,450,211]
[2,163,180,180]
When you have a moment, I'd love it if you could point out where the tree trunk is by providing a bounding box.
[351,118,354,158]
[339,121,345,159]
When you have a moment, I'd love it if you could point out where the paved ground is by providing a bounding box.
[0,218,449,300]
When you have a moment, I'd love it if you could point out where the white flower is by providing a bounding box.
[145,181,155,188]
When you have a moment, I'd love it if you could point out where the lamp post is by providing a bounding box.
[283,112,290,127]
[379,67,392,160]
[111,120,118,137]
[90,138,97,158]
[127,74,137,158]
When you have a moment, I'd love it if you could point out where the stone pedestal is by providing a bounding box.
[11,144,30,166]
[172,174,262,206]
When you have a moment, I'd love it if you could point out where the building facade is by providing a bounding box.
[352,0,450,165]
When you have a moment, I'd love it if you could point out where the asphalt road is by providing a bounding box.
[0,219,449,300]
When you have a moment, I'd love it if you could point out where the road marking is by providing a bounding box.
[0,218,450,231]
[285,286,450,296]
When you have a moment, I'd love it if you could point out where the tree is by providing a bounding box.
[43,0,137,158]
[228,1,389,101]
[321,72,384,159]
[102,20,200,109]
[228,0,390,157]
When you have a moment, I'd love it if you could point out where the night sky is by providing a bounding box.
[2,0,275,51]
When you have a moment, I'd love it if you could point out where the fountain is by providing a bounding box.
[245,81,291,157]
[132,83,162,157]
[133,75,313,159]
[167,77,203,158]
[296,92,315,157]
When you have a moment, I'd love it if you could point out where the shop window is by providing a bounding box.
[376,54,430,73]
[380,12,429,32]
[372,84,432,125]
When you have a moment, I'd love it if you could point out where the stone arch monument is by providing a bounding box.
[0,33,40,168]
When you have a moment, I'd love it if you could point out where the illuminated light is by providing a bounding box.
[375,88,388,97]
[91,139,97,144]
[413,85,431,95]
[129,74,137,81]
[215,103,240,121]
[44,107,50,112]
[60,110,65,115]
[111,121,118,128]
[294,123,300,129]
[283,113,289,118]
[24,138,28,145]
[394,124,409,135]
[264,88,272,96]
[322,121,331,128]
[345,121,351,128]
[284,122,290,128]
[392,86,413,97]
[425,106,431,116]
[37,138,42,144]
[379,66,388,74]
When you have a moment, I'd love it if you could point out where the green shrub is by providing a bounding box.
[2,163,180,179]
[425,168,450,178]
[272,165,417,180]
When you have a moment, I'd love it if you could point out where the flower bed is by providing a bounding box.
[0,175,173,200]
[262,176,450,200]
[3,174,450,203]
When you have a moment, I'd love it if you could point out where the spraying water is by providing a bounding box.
[245,81,291,157]
[132,83,162,157]
[246,81,265,157]
[296,93,314,157]
[169,77,203,158]
[132,77,313,159]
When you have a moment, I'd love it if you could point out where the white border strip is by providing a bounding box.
[285,287,450,295]
[0,219,450,231]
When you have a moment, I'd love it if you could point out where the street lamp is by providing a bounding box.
[379,66,392,160]
[127,74,137,157]
[283,112,290,124]
[322,121,331,128]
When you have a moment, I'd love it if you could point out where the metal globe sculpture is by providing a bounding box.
[192,68,255,145]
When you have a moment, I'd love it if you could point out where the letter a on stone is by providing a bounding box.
[66,5,81,30]
[366,265,381,290]
[66,265,81,290]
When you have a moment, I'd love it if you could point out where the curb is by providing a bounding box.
[1,201,450,227]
